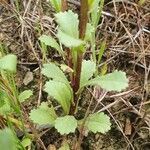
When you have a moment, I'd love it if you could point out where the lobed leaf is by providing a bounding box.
[39,35,63,55]
[57,29,84,47]
[44,81,72,114]
[55,10,79,38]
[85,71,128,92]
[80,60,96,88]
[41,63,69,85]
[55,115,77,135]
[84,112,111,134]
[55,10,84,47]
[19,90,33,103]
[0,54,17,72]
[29,102,57,126]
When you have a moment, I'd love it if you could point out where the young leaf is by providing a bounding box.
[85,23,94,41]
[19,90,33,103]
[100,63,107,76]
[90,0,104,27]
[97,40,106,65]
[85,71,128,92]
[49,0,61,12]
[0,54,17,72]
[29,102,57,126]
[0,128,17,150]
[42,63,69,85]
[39,35,63,56]
[84,112,111,134]
[55,10,79,38]
[55,115,77,135]
[89,0,100,11]
[55,10,84,47]
[44,81,72,114]
[80,60,96,88]
[57,29,84,47]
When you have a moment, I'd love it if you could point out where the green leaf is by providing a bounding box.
[55,10,79,38]
[29,102,57,126]
[42,63,69,85]
[44,81,72,114]
[0,91,11,115]
[85,23,94,41]
[42,63,73,114]
[89,0,100,11]
[100,63,107,76]
[59,140,70,150]
[0,91,5,107]
[88,0,95,7]
[0,101,11,115]
[21,138,31,148]
[55,10,84,47]
[19,90,33,103]
[90,0,104,27]
[97,40,106,65]
[49,0,61,12]
[0,99,5,108]
[84,112,111,134]
[0,128,17,150]
[57,29,84,47]
[85,71,128,92]
[0,54,17,72]
[55,115,77,135]
[39,35,63,55]
[80,60,96,88]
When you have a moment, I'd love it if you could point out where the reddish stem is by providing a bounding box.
[73,0,88,93]
[79,0,89,39]
[61,0,68,11]
[70,0,88,114]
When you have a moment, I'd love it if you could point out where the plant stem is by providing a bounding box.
[70,0,88,114]
[73,0,88,93]
[79,0,89,39]
[61,0,68,11]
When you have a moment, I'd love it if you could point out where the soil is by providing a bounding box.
[0,0,150,150]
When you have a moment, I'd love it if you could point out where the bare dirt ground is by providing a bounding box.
[0,0,150,149]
